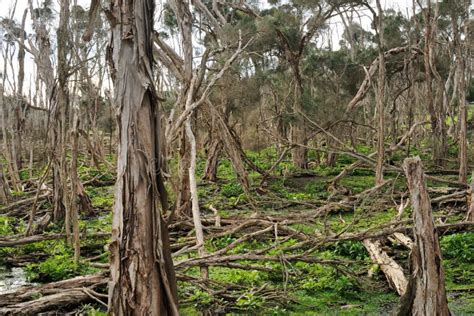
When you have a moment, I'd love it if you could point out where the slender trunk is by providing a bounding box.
[185,110,208,279]
[106,0,178,313]
[0,161,10,205]
[13,9,28,171]
[375,0,385,185]
[177,131,191,217]
[291,76,307,169]
[203,135,222,182]
[452,11,468,183]
[423,2,447,165]
[70,109,80,264]
[467,171,474,222]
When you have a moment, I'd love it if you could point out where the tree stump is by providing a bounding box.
[398,156,450,316]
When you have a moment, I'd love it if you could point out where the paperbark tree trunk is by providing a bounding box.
[398,157,450,316]
[12,9,28,171]
[291,68,308,169]
[105,0,179,314]
[203,134,222,182]
[70,109,80,264]
[374,0,385,185]
[422,1,447,165]
[466,171,474,222]
[0,161,10,205]
[451,7,469,183]
[51,0,70,223]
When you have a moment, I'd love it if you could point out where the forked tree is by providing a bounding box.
[103,0,178,314]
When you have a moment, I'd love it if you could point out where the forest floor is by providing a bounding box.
[0,147,473,315]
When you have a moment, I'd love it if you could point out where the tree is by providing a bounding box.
[103,0,179,313]
[374,0,386,185]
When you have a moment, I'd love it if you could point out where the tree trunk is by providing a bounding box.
[106,0,178,314]
[176,131,192,217]
[12,9,28,171]
[466,171,474,222]
[375,0,385,185]
[398,156,450,316]
[51,0,71,223]
[423,2,447,165]
[0,161,10,205]
[203,135,222,182]
[291,81,308,169]
[452,9,468,183]
[70,109,80,264]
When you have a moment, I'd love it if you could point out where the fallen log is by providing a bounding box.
[390,233,413,249]
[0,273,107,307]
[0,288,102,315]
[363,239,407,296]
[0,194,50,216]
[431,190,467,205]
[0,232,110,247]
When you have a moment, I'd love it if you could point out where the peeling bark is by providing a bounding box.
[106,0,178,314]
[398,157,450,316]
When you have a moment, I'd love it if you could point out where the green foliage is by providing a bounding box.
[10,190,27,198]
[220,182,244,198]
[236,292,265,310]
[0,215,16,235]
[340,175,374,194]
[79,304,107,316]
[25,245,98,282]
[441,233,474,262]
[295,262,358,295]
[304,181,328,199]
[19,169,30,181]
[328,241,369,260]
[86,187,114,209]
[78,164,114,183]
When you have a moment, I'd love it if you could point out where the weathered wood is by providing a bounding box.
[391,233,413,249]
[363,239,407,296]
[0,232,110,247]
[106,0,179,314]
[466,171,474,221]
[0,273,107,307]
[0,289,101,315]
[0,194,49,215]
[398,156,450,316]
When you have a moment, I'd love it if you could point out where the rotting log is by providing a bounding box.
[398,156,450,316]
